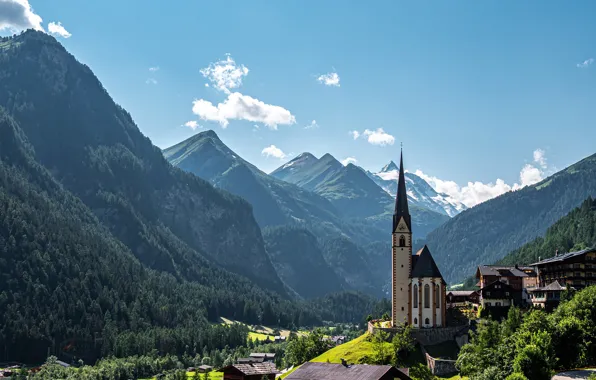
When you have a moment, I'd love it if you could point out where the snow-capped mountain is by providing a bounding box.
[366,161,467,217]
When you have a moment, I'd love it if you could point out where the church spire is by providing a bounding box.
[393,148,411,232]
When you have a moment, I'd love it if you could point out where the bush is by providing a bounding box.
[505,373,528,380]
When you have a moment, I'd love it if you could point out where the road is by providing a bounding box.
[552,369,596,380]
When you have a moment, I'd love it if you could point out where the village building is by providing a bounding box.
[475,265,530,290]
[220,362,278,380]
[527,280,568,311]
[446,290,479,308]
[285,361,412,380]
[249,353,275,362]
[478,280,520,308]
[391,150,446,328]
[530,248,596,289]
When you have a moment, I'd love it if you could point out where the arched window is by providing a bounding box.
[435,284,440,308]
[413,285,418,308]
[414,318,418,325]
[424,284,430,308]
[425,318,430,325]
[399,235,406,247]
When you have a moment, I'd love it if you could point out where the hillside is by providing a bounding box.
[0,31,284,294]
[422,153,596,284]
[0,106,318,363]
[262,225,347,298]
[272,153,449,238]
[499,197,596,265]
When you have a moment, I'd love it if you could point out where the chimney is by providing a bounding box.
[555,249,559,257]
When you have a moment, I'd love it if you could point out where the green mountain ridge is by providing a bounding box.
[0,31,285,294]
[422,152,596,284]
[498,197,596,266]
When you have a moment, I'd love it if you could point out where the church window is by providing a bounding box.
[399,235,406,247]
[401,307,404,311]
[413,285,418,308]
[425,318,430,325]
[435,284,440,308]
[424,284,430,308]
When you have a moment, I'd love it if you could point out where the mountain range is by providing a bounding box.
[366,161,466,217]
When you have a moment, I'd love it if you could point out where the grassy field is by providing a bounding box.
[311,333,388,364]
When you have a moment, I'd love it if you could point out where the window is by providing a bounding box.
[496,302,502,306]
[424,284,430,308]
[401,307,404,311]
[414,318,418,325]
[425,318,430,325]
[435,284,440,308]
[486,302,491,307]
[486,291,491,297]
[399,235,406,247]
[505,292,509,296]
[413,285,418,308]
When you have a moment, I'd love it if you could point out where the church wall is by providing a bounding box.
[411,277,444,328]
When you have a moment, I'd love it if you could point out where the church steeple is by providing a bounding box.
[393,148,412,232]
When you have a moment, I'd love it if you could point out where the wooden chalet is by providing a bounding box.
[220,362,278,380]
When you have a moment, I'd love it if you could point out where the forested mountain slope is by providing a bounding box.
[0,31,283,293]
[0,107,319,363]
[422,152,596,284]
[499,197,596,265]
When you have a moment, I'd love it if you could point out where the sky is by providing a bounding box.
[2,0,596,208]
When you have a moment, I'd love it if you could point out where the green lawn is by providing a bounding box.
[311,333,389,364]
[248,331,276,342]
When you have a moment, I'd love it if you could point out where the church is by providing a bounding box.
[391,151,446,328]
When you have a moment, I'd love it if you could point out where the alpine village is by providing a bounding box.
[2,8,596,380]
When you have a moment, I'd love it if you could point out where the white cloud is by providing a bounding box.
[261,145,286,159]
[192,92,296,129]
[0,0,43,32]
[146,78,158,85]
[533,148,547,168]
[149,66,160,72]
[577,58,594,68]
[349,130,360,140]
[362,128,395,146]
[184,121,201,130]
[317,72,340,87]
[200,54,249,94]
[341,157,358,166]
[305,120,319,129]
[413,149,550,208]
[47,21,71,38]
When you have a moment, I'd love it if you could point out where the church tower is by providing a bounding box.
[392,149,412,326]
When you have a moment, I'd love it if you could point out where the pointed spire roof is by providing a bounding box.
[411,245,444,279]
[393,148,411,231]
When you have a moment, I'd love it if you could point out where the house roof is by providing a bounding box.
[528,280,567,292]
[480,279,516,293]
[529,248,596,266]
[284,362,411,380]
[393,150,412,232]
[222,362,278,376]
[250,352,275,358]
[411,245,444,279]
[447,290,477,297]
[476,265,528,278]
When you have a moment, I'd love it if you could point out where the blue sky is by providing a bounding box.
[3,0,596,207]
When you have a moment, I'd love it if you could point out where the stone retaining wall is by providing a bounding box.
[367,321,469,346]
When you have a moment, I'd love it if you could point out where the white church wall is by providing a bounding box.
[411,277,444,328]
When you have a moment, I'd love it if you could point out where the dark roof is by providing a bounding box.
[447,290,477,297]
[529,248,596,266]
[528,280,567,292]
[480,279,516,292]
[393,149,411,232]
[285,362,411,380]
[249,352,275,358]
[197,365,213,370]
[222,362,278,376]
[477,265,528,278]
[411,245,444,279]
[237,357,265,364]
